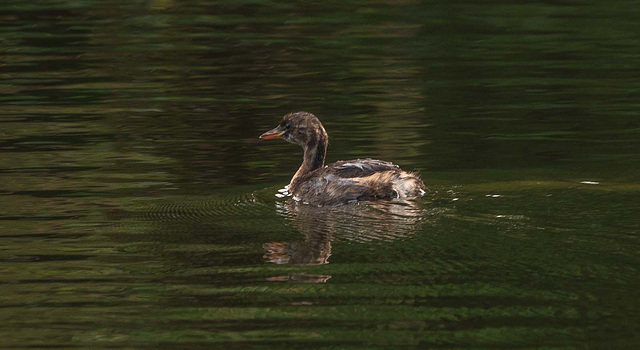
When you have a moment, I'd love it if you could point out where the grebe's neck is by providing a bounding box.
[290,129,328,187]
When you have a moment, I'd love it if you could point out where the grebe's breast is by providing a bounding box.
[290,158,426,206]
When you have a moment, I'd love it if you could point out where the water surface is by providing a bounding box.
[1,1,639,348]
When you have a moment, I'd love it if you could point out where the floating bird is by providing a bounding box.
[260,111,426,206]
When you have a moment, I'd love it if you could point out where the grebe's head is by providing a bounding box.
[259,111,327,148]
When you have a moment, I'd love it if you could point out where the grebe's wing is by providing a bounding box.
[329,158,399,178]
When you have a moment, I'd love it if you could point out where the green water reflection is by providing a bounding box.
[1,0,639,348]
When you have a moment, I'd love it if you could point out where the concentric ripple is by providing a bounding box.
[113,190,273,223]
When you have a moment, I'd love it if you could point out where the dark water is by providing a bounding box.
[1,1,639,348]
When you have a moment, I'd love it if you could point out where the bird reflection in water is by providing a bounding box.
[263,196,426,282]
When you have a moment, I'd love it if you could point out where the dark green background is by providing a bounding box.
[1,0,639,348]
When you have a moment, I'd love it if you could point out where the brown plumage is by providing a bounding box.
[260,111,426,206]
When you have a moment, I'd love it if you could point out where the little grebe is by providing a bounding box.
[260,111,426,206]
